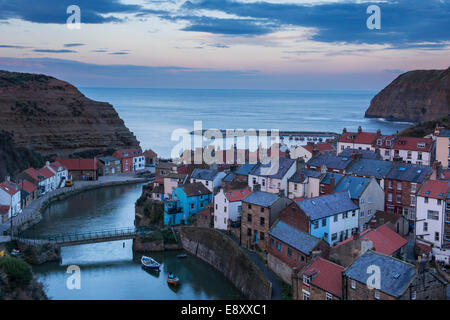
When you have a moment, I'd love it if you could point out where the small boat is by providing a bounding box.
[295,137,299,141]
[167,273,180,286]
[176,254,187,259]
[300,137,305,141]
[289,136,293,140]
[141,256,160,271]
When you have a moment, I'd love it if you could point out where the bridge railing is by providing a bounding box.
[18,226,156,244]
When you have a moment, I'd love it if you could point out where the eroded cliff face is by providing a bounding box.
[0,70,140,159]
[365,67,450,122]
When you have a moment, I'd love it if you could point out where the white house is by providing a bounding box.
[248,157,296,196]
[190,168,226,193]
[337,127,378,152]
[38,167,57,193]
[133,154,146,171]
[0,180,22,219]
[287,169,322,199]
[46,161,68,189]
[214,188,251,230]
[416,180,450,265]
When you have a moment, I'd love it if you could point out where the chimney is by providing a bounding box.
[351,151,359,160]
[343,128,347,134]
[329,173,335,192]
[358,126,362,133]
[376,129,381,137]
[307,141,314,146]
[370,219,377,229]
[300,171,305,184]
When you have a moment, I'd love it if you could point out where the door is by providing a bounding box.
[254,230,258,244]
[112,168,115,174]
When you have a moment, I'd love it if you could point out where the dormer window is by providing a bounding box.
[303,275,311,286]
[417,142,426,148]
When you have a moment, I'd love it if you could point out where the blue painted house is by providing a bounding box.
[296,191,360,246]
[164,182,212,225]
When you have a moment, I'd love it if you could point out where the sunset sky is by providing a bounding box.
[0,0,449,89]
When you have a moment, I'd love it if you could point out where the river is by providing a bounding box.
[29,183,243,300]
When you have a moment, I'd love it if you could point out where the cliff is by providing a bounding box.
[365,67,450,122]
[0,70,140,179]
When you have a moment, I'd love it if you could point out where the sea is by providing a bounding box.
[79,88,413,158]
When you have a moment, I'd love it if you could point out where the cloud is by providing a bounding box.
[0,45,27,49]
[33,49,76,53]
[109,52,130,55]
[64,43,85,47]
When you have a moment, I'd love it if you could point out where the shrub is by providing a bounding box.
[161,229,177,244]
[281,281,293,300]
[135,193,147,207]
[0,256,33,288]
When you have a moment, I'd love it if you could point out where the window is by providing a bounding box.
[396,194,402,203]
[247,214,252,223]
[343,212,348,219]
[323,233,328,240]
[423,222,428,232]
[191,203,195,209]
[302,290,310,300]
[397,182,402,190]
[262,179,265,187]
[351,280,356,289]
[374,290,380,300]
[320,185,325,193]
[205,181,209,186]
[248,204,252,209]
[388,193,393,202]
[326,292,333,300]
[298,254,305,262]
[260,232,265,241]
[360,198,364,205]
[427,210,439,220]
[388,181,393,189]
[334,215,338,222]
[224,218,226,224]
[215,204,218,210]
[270,238,274,246]
[224,206,227,212]
[252,178,257,185]
[247,228,252,236]
[313,221,319,229]
[287,247,292,258]
[303,275,310,286]
[435,232,440,242]
[276,242,282,252]
[294,184,298,191]
[260,217,265,227]
[411,183,417,193]
[410,196,416,206]
[437,199,442,205]
[352,210,356,217]
[424,197,429,204]
[260,207,265,213]
[322,219,326,227]
[385,150,390,156]
[331,233,337,241]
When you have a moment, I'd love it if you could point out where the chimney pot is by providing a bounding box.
[358,126,362,133]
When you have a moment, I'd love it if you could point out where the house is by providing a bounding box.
[346,158,393,189]
[56,158,98,181]
[214,188,251,230]
[196,205,214,228]
[318,172,343,196]
[333,176,385,231]
[415,179,450,265]
[296,192,360,246]
[163,173,188,199]
[293,257,345,300]
[15,168,46,196]
[0,180,21,218]
[307,154,353,174]
[343,251,447,300]
[268,219,329,284]
[366,211,409,236]
[37,167,56,193]
[374,134,397,160]
[98,156,121,176]
[113,149,145,173]
[384,162,433,221]
[156,161,177,177]
[241,191,291,251]
[0,205,9,224]
[248,157,296,196]
[331,224,408,266]
[390,137,434,166]
[163,182,213,225]
[143,149,158,165]
[337,127,379,152]
[19,180,38,208]
[190,168,226,193]
[338,148,381,160]
[436,129,450,169]
[290,142,335,162]
[149,182,165,202]
[235,163,256,183]
[46,161,69,188]
[287,169,322,199]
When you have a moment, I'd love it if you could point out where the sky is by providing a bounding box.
[0,0,449,90]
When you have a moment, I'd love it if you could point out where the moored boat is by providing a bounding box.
[141,256,160,271]
[176,254,187,258]
[167,273,180,286]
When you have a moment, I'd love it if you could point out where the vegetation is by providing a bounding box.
[0,256,33,289]
[161,229,177,244]
[140,231,164,242]
[135,193,147,207]
[281,281,293,300]
[399,115,449,138]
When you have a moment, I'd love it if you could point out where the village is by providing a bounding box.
[0,125,449,300]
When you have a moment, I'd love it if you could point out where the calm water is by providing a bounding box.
[30,184,243,300]
[79,88,412,158]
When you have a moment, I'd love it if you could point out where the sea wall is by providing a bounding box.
[179,227,272,300]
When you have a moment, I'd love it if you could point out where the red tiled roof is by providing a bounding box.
[225,189,251,202]
[300,257,344,298]
[303,143,334,153]
[0,205,10,215]
[373,135,396,149]
[392,137,433,152]
[418,179,449,199]
[336,225,408,256]
[21,180,37,194]
[339,131,377,145]
[24,167,42,182]
[177,165,189,175]
[0,181,20,196]
[39,167,55,179]
[56,158,98,171]
[144,149,157,158]
[113,149,142,160]
[154,176,164,184]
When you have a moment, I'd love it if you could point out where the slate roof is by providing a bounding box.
[300,257,345,298]
[249,157,295,179]
[191,168,219,181]
[339,148,381,160]
[181,182,212,197]
[222,172,234,182]
[386,163,433,183]
[320,172,343,186]
[242,191,280,207]
[288,169,322,183]
[307,154,353,171]
[269,220,320,255]
[346,158,393,179]
[235,163,257,176]
[343,251,416,298]
[333,176,370,199]
[296,191,358,220]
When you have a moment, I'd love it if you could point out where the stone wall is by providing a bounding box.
[180,227,272,300]
[267,253,293,284]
